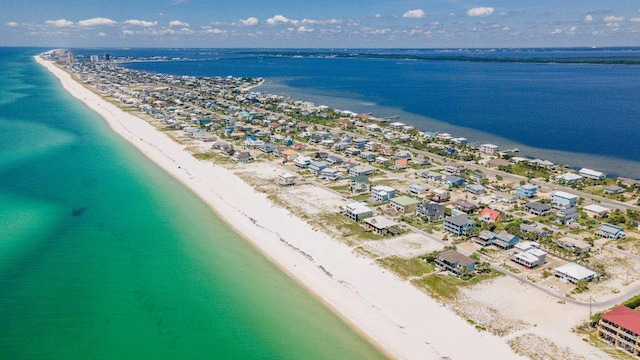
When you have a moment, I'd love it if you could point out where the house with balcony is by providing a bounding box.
[479,143,499,155]
[348,165,374,177]
[583,204,610,219]
[342,202,373,222]
[597,306,640,358]
[371,185,396,202]
[556,236,592,254]
[516,184,538,198]
[525,201,552,216]
[409,183,428,195]
[421,171,442,182]
[320,167,340,181]
[362,216,399,236]
[444,162,466,175]
[511,248,547,268]
[556,206,578,225]
[551,191,579,209]
[444,215,476,236]
[492,231,520,249]
[595,223,626,239]
[294,155,312,168]
[480,208,501,223]
[443,175,466,188]
[308,161,327,175]
[416,202,445,222]
[429,188,450,203]
[465,184,486,195]
[579,168,605,181]
[556,173,583,184]
[554,263,597,284]
[390,196,420,213]
[435,250,476,277]
[349,175,370,194]
[277,172,296,186]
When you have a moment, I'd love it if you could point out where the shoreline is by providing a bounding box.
[35,57,522,359]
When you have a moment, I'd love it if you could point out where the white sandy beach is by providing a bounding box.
[37,55,527,359]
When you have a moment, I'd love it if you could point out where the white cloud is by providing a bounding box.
[45,19,74,27]
[169,20,189,27]
[78,17,116,27]
[239,17,258,26]
[97,32,107,37]
[550,28,562,34]
[266,15,295,25]
[467,7,494,17]
[122,30,135,35]
[402,9,426,19]
[374,13,382,19]
[631,17,640,23]
[124,19,157,27]
[6,21,18,27]
[297,26,314,33]
[604,15,624,23]
[569,26,577,32]
[205,28,226,34]
[584,15,593,22]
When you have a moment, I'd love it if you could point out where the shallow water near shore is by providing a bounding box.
[0,48,385,359]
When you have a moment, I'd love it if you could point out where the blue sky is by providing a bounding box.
[3,0,640,48]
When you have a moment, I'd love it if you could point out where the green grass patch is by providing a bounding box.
[412,269,503,300]
[377,256,435,280]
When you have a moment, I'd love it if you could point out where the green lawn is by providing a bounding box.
[377,256,435,280]
[412,269,503,300]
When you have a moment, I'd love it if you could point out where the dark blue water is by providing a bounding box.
[82,48,640,177]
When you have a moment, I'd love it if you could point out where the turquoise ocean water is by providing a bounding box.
[0,48,385,359]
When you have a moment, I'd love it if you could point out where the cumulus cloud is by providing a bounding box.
[550,28,562,34]
[78,17,116,27]
[239,17,258,26]
[266,15,295,25]
[631,17,640,23]
[467,7,494,17]
[45,19,74,27]
[297,26,314,33]
[584,15,593,22]
[124,19,157,27]
[97,32,107,37]
[169,20,189,27]
[122,29,135,35]
[6,21,18,27]
[374,13,383,19]
[402,9,426,19]
[604,15,624,22]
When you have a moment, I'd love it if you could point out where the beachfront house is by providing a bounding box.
[554,263,597,284]
[371,185,396,203]
[595,223,626,239]
[362,216,400,236]
[444,215,476,236]
[294,155,312,168]
[479,143,499,155]
[579,168,606,181]
[277,172,296,186]
[551,191,579,209]
[516,184,538,199]
[511,248,547,268]
[556,173,583,184]
[308,161,327,175]
[416,202,445,222]
[389,196,420,213]
[603,185,625,195]
[435,250,476,277]
[597,306,640,357]
[342,202,373,222]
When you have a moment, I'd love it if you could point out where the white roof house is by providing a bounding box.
[583,204,610,218]
[555,263,597,284]
[579,168,605,180]
[556,173,583,183]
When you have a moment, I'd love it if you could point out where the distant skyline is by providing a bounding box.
[3,0,640,48]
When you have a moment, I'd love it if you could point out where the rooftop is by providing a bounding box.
[602,306,640,335]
